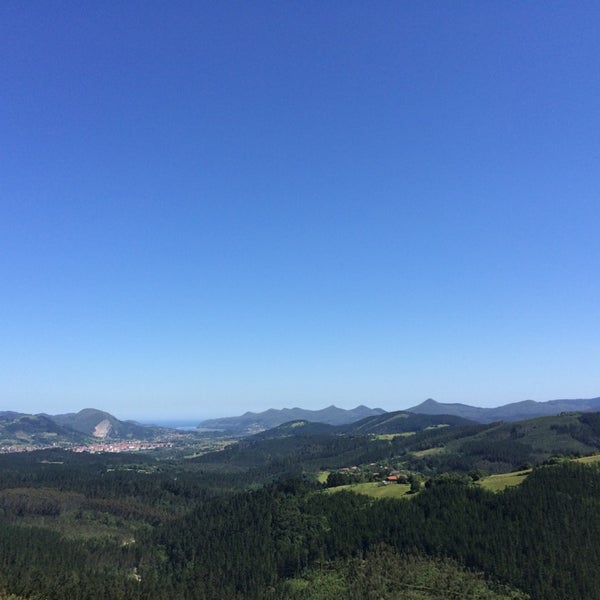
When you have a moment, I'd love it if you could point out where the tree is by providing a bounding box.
[408,474,422,494]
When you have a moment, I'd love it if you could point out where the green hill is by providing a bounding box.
[0,408,174,448]
[197,411,600,478]
[344,410,475,434]
[49,408,161,440]
[0,414,89,447]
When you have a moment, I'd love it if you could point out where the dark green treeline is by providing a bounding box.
[1,460,599,599]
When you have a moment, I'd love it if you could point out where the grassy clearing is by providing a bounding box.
[317,471,329,484]
[478,469,531,492]
[476,454,600,492]
[323,454,600,500]
[412,446,445,458]
[324,481,412,499]
[372,432,415,440]
[574,453,600,464]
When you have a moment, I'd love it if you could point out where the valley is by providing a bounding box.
[1,401,600,598]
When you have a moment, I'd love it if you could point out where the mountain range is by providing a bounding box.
[2,396,600,448]
[198,396,600,434]
[197,409,600,478]
[407,397,600,423]
[250,409,476,440]
[198,404,386,434]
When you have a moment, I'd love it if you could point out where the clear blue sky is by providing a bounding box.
[1,2,599,420]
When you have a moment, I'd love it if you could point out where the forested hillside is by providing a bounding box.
[195,411,600,477]
[2,414,600,598]
[0,449,600,597]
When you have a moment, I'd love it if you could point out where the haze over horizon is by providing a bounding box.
[2,3,599,421]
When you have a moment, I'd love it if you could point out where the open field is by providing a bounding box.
[475,454,600,492]
[317,471,329,483]
[412,446,445,458]
[574,453,600,465]
[324,481,412,499]
[372,432,415,440]
[477,469,532,492]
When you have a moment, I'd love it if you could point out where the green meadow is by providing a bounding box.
[477,453,600,492]
[317,471,329,484]
[477,469,532,492]
[324,481,412,499]
[575,453,600,465]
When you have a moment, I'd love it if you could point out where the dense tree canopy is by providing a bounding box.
[1,446,600,598]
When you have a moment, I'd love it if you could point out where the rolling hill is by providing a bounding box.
[49,408,163,440]
[0,413,90,447]
[0,408,174,448]
[344,409,476,434]
[196,410,600,478]
[248,410,476,441]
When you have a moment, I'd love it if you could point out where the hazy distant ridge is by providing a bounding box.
[199,405,386,433]
[407,397,600,423]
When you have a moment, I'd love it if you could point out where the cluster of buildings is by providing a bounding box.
[70,440,171,453]
[333,462,410,485]
[0,440,172,455]
[0,445,42,454]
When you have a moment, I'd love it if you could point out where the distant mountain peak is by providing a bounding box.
[419,398,440,407]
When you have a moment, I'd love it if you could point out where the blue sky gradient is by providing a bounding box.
[1,2,599,419]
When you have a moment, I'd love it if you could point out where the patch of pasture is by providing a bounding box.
[324,481,412,499]
[317,471,330,483]
[372,432,415,440]
[478,469,531,492]
[574,453,600,464]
